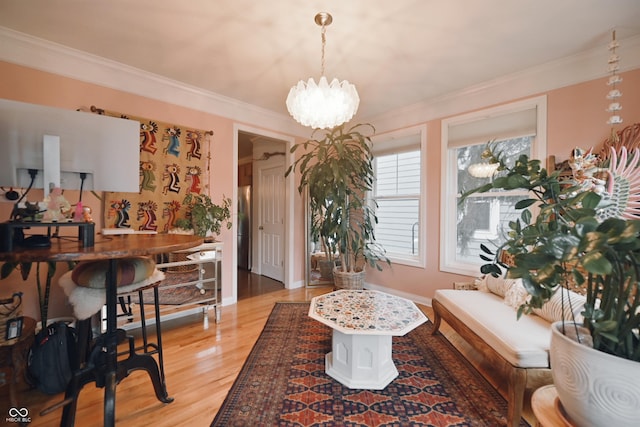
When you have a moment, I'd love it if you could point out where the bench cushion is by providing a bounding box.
[434,289,551,368]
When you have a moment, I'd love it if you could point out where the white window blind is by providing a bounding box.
[371,125,426,265]
[372,132,421,156]
[448,107,537,148]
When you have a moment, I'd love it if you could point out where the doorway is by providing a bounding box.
[255,157,285,282]
[234,125,295,302]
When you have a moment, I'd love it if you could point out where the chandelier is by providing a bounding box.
[286,12,359,129]
[468,162,500,178]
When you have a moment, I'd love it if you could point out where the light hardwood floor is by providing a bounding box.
[8,284,538,426]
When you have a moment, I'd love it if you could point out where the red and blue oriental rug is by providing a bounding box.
[211,302,529,427]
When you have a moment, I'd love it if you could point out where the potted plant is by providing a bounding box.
[286,123,390,289]
[174,193,232,238]
[463,142,640,427]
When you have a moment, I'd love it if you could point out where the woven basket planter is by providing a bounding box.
[333,269,365,290]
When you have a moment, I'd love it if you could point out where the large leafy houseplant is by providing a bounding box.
[286,123,390,281]
[463,142,640,362]
[174,193,232,238]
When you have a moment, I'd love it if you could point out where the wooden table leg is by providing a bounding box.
[103,259,118,427]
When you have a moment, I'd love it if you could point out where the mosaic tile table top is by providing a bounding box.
[309,289,427,335]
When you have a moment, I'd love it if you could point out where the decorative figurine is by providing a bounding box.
[42,187,72,221]
[82,206,93,223]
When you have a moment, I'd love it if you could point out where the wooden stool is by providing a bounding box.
[0,317,36,418]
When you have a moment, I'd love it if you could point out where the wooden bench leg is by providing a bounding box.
[431,298,542,426]
[507,367,527,427]
[431,300,442,335]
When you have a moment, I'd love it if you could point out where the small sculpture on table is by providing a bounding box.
[10,201,42,222]
[42,187,72,222]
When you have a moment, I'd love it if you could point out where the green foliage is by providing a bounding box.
[286,123,390,273]
[177,193,232,237]
[463,143,640,362]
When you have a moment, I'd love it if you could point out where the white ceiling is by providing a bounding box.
[1,0,640,123]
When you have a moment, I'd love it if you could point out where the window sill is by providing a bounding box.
[386,254,424,269]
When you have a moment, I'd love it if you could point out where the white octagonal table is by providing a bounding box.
[309,289,427,389]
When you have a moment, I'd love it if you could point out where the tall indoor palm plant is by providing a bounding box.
[286,123,390,288]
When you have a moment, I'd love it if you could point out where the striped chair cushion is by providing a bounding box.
[71,256,156,289]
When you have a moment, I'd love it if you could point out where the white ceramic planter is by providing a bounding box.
[550,321,640,427]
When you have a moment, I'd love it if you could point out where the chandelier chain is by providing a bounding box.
[320,24,326,77]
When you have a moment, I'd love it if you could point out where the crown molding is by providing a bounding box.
[367,35,640,133]
[1,26,639,136]
[0,26,308,136]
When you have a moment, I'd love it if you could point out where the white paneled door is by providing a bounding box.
[257,163,285,282]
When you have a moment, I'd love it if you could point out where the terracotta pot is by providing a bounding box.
[550,321,640,427]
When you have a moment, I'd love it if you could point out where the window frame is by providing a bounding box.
[440,96,547,277]
[371,124,427,268]
[469,198,500,240]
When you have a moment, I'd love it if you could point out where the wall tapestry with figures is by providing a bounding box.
[89,106,212,232]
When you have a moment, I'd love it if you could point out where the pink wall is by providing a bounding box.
[367,68,640,299]
[1,60,639,318]
[0,61,245,319]
[547,70,640,155]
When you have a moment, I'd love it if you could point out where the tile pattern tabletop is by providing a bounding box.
[309,289,426,335]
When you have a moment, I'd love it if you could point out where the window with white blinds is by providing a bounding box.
[372,125,425,265]
[440,96,547,277]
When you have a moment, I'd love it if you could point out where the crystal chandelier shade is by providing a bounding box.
[468,162,500,178]
[286,76,359,129]
[286,12,360,129]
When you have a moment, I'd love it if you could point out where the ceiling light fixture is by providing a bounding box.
[468,162,500,178]
[286,12,359,129]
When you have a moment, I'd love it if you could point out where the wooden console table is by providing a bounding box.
[0,233,203,427]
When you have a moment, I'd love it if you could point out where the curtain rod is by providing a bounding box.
[89,105,214,135]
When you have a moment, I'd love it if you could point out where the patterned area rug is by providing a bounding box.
[211,302,529,427]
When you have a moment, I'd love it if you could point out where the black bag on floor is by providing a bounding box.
[27,321,78,394]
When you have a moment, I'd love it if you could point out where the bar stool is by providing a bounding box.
[57,257,171,423]
[113,281,167,383]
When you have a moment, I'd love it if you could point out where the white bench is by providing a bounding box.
[431,277,586,427]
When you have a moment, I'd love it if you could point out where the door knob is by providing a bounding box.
[258,226,264,230]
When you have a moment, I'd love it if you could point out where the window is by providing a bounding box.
[454,137,532,265]
[440,96,547,276]
[372,125,426,266]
